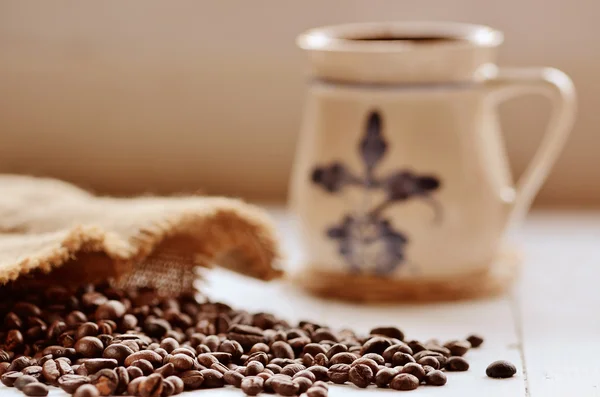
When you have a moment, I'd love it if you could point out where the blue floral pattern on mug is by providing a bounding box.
[311,111,442,275]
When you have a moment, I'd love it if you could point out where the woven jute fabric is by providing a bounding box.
[0,175,282,292]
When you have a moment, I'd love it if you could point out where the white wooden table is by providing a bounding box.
[2,209,599,396]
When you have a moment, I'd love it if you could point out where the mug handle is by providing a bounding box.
[484,65,577,227]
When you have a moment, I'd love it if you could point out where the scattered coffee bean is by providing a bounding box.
[58,374,91,393]
[348,364,373,388]
[166,376,184,394]
[390,373,420,391]
[486,360,517,378]
[91,368,118,396]
[1,371,22,387]
[426,369,447,386]
[374,367,398,388]
[295,376,313,393]
[73,384,100,397]
[180,370,204,390]
[306,386,328,397]
[0,282,490,396]
[446,356,470,371]
[401,362,426,381]
[418,356,440,369]
[467,334,484,348]
[139,373,163,397]
[271,375,299,396]
[445,339,471,356]
[241,376,264,395]
[22,382,49,396]
[14,374,39,391]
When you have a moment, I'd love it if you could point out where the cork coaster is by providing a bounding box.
[293,249,521,302]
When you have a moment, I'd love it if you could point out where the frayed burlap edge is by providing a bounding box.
[0,175,283,290]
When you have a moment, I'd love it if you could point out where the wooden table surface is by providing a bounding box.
[1,209,598,397]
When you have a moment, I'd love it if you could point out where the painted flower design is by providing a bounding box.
[311,111,442,275]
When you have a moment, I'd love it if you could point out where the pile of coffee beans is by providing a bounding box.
[0,282,497,396]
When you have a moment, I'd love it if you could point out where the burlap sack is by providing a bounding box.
[0,175,282,292]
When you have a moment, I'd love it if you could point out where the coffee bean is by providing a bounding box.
[124,350,163,368]
[445,340,471,356]
[90,368,118,396]
[1,371,22,386]
[245,360,264,376]
[21,365,43,379]
[130,359,154,375]
[14,374,39,390]
[58,374,91,393]
[293,369,316,382]
[147,362,169,377]
[196,353,217,367]
[271,375,300,396]
[241,376,264,395]
[302,353,314,367]
[292,376,310,393]
[0,362,10,376]
[401,362,426,381]
[486,360,516,378]
[446,356,470,371]
[22,382,49,396]
[307,365,329,382]
[329,352,356,365]
[7,356,31,372]
[73,384,100,397]
[114,366,129,394]
[306,386,328,397]
[467,334,484,348]
[66,311,88,328]
[199,368,224,388]
[280,363,305,377]
[406,340,426,354]
[167,353,194,371]
[370,326,404,341]
[362,352,385,366]
[171,348,194,358]
[75,323,99,340]
[418,356,440,369]
[165,376,184,394]
[75,337,104,358]
[6,329,24,351]
[349,363,373,388]
[223,370,243,387]
[302,343,328,357]
[327,363,350,384]
[95,301,126,321]
[218,340,243,359]
[352,357,379,374]
[127,376,144,395]
[210,361,229,375]
[271,340,294,359]
[426,369,447,386]
[102,343,133,364]
[325,343,348,359]
[245,351,269,366]
[139,373,163,397]
[373,366,397,388]
[390,373,420,390]
[180,370,204,390]
[82,358,118,374]
[313,328,338,343]
[360,336,392,356]
[391,351,415,366]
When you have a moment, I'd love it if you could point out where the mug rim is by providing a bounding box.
[297,21,504,52]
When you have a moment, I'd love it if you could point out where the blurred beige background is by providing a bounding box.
[0,1,598,205]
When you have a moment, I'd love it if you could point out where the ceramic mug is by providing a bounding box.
[289,22,576,301]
